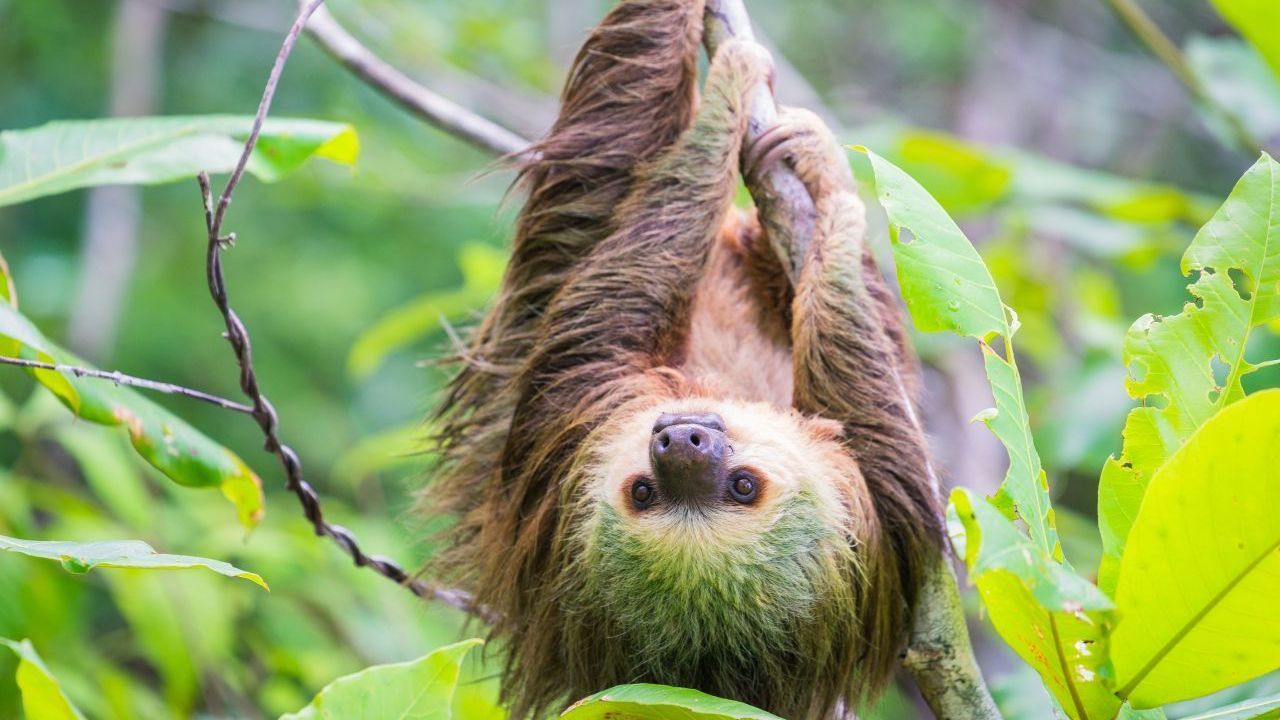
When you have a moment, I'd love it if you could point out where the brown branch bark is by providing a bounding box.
[301,4,530,158]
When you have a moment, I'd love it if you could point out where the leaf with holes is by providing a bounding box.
[1098,153,1280,594]
[281,639,481,719]
[859,148,1061,561]
[0,116,358,206]
[1,638,86,720]
[1110,390,1280,708]
[0,273,263,527]
[0,536,266,589]
[561,684,783,720]
[949,488,1117,720]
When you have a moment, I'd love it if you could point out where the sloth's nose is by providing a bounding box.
[650,422,726,504]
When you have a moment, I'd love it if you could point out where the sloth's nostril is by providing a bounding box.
[690,433,701,447]
[660,432,671,449]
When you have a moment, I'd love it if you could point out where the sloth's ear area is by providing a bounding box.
[802,415,845,443]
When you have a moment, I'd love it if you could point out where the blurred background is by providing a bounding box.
[1,0,1278,717]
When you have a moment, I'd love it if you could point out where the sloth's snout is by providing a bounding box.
[650,414,727,504]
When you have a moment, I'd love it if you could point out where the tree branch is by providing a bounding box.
[301,4,530,158]
[197,0,491,622]
[0,355,254,415]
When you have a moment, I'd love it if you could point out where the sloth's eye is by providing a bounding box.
[728,471,759,504]
[630,478,656,509]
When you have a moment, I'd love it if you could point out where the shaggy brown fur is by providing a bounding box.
[426,1,944,717]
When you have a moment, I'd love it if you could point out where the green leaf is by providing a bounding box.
[347,243,505,378]
[0,638,86,720]
[949,489,1117,720]
[1208,0,1280,81]
[281,638,482,719]
[1111,390,1280,708]
[560,684,783,720]
[1181,693,1280,720]
[859,148,1060,560]
[1098,154,1280,594]
[0,535,266,589]
[0,294,264,527]
[0,116,358,206]
[891,130,1013,215]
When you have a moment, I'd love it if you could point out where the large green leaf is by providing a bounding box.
[0,282,264,527]
[0,535,266,589]
[1111,390,1280,708]
[0,116,358,206]
[560,684,782,720]
[0,638,86,720]
[1098,154,1280,594]
[1209,0,1280,81]
[949,488,1117,720]
[859,148,1060,560]
[280,639,481,719]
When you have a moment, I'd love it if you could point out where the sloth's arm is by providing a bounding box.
[745,111,1000,720]
[521,40,774,386]
[747,111,940,549]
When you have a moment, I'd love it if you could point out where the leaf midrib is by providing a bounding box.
[1118,533,1280,699]
[0,119,225,203]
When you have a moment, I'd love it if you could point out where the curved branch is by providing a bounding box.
[302,4,530,157]
[198,0,491,621]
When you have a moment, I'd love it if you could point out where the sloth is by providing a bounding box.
[425,1,944,717]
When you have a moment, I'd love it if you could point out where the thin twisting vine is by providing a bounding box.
[195,0,488,621]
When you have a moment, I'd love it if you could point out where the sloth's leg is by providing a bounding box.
[744,111,1000,720]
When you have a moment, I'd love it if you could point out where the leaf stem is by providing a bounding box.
[0,355,254,414]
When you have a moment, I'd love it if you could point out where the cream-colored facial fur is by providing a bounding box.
[586,397,863,550]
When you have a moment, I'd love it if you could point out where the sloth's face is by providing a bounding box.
[589,398,855,536]
[570,399,870,670]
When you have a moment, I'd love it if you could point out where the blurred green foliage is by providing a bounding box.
[2,0,1280,718]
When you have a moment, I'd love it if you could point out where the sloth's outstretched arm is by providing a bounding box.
[745,111,1000,719]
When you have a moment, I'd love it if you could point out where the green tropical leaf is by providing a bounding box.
[280,638,482,719]
[859,148,1060,560]
[0,535,266,589]
[0,638,86,720]
[1208,0,1280,81]
[0,284,264,527]
[560,684,783,720]
[0,116,358,206]
[1098,154,1280,594]
[949,488,1117,720]
[1111,390,1280,708]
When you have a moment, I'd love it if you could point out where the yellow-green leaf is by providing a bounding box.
[1208,0,1280,80]
[0,535,266,589]
[1099,154,1280,594]
[948,488,1116,720]
[561,684,783,720]
[0,291,264,527]
[1,638,86,720]
[281,639,482,719]
[1111,390,1280,707]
